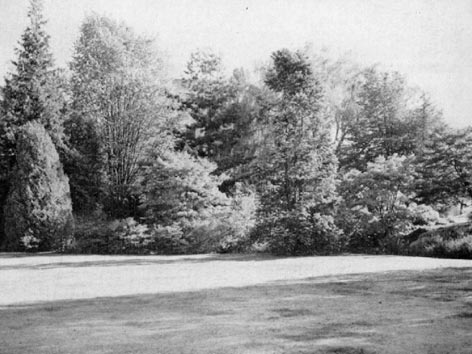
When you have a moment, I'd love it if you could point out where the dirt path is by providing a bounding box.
[1,254,471,305]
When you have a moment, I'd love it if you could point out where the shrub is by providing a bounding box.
[253,211,341,256]
[152,223,188,254]
[337,155,444,253]
[408,234,472,259]
[3,122,74,252]
[69,214,116,254]
[113,218,153,252]
[406,223,472,259]
[216,184,257,253]
[408,203,441,226]
[141,152,257,254]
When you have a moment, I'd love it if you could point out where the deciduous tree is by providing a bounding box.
[254,49,339,255]
[68,15,179,216]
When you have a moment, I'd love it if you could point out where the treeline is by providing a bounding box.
[1,0,472,257]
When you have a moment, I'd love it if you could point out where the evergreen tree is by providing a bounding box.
[0,0,67,245]
[3,122,74,251]
[181,55,268,193]
[180,50,236,162]
[142,150,230,227]
[254,49,339,255]
[334,67,442,170]
[415,127,472,207]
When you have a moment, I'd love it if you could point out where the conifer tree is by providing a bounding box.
[0,0,67,245]
[1,0,66,166]
[3,122,74,251]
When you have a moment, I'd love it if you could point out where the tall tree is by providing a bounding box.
[3,122,73,251]
[330,67,442,170]
[180,50,236,163]
[0,0,67,244]
[254,49,339,255]
[68,15,179,216]
[415,127,472,207]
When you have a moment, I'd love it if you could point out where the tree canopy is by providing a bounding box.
[1,5,470,258]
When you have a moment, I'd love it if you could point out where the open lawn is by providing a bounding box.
[0,254,471,353]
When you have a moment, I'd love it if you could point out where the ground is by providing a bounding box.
[0,254,471,354]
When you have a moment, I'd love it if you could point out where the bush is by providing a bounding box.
[215,184,257,253]
[408,234,472,259]
[68,214,116,254]
[403,223,472,259]
[141,152,257,254]
[71,167,258,255]
[3,122,74,252]
[338,155,415,252]
[253,211,341,256]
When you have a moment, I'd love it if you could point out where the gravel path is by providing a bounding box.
[1,254,471,305]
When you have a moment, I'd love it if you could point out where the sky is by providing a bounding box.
[0,0,471,127]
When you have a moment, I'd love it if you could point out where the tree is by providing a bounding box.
[253,49,339,255]
[339,154,422,251]
[140,150,255,253]
[0,0,68,245]
[179,50,236,163]
[331,67,442,170]
[68,15,179,216]
[416,127,472,207]
[3,122,73,251]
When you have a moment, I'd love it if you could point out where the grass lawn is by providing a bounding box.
[0,256,471,353]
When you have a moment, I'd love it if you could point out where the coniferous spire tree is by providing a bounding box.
[0,0,66,169]
[0,0,68,247]
[3,122,74,251]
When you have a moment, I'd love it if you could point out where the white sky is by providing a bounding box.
[0,0,471,127]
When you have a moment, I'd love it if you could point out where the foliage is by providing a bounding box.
[1,2,468,258]
[179,51,266,183]
[142,151,229,224]
[0,0,68,160]
[0,0,68,245]
[407,228,472,259]
[253,210,341,255]
[217,183,257,252]
[415,127,472,206]
[68,15,180,216]
[3,122,74,251]
[338,155,421,251]
[332,67,442,170]
[69,214,116,254]
[141,150,256,253]
[253,49,340,255]
[180,50,236,160]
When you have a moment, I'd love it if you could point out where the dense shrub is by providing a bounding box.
[253,211,342,256]
[404,223,472,259]
[141,151,256,253]
[70,216,156,254]
[407,234,472,259]
[69,214,116,254]
[70,184,257,255]
[337,155,441,253]
[215,184,257,252]
[3,122,74,252]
